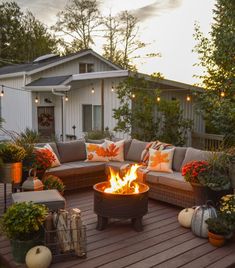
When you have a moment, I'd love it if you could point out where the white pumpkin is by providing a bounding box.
[25,246,52,268]
[178,208,195,228]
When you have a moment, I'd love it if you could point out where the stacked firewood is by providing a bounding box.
[44,208,86,257]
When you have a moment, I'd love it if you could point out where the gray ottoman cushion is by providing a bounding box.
[56,140,86,163]
[12,190,65,211]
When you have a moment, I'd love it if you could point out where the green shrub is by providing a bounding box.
[0,143,26,163]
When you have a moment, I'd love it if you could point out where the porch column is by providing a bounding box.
[101,79,104,131]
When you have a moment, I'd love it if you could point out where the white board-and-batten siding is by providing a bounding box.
[31,54,115,80]
[0,76,33,140]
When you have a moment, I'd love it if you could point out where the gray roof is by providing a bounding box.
[0,49,94,75]
[26,75,71,87]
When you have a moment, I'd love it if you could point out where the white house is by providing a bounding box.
[0,49,204,144]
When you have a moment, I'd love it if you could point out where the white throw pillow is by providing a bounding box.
[147,148,175,173]
[105,139,125,162]
[85,142,109,162]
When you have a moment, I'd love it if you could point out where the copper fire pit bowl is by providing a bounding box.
[93,182,149,232]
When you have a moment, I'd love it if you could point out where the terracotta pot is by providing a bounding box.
[208,231,225,247]
[0,162,22,184]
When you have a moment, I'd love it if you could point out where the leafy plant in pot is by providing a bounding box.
[0,202,48,263]
[42,174,65,195]
[206,216,231,247]
[0,142,26,184]
[198,152,232,205]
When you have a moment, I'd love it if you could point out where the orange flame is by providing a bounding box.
[104,164,140,194]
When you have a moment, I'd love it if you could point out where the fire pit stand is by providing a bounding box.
[93,182,149,232]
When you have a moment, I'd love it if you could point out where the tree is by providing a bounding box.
[113,76,159,141]
[102,11,159,71]
[193,0,235,145]
[0,2,58,66]
[157,100,193,146]
[53,0,101,52]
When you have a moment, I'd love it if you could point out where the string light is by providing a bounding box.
[220,91,225,97]
[157,96,161,102]
[0,85,4,97]
[91,83,95,94]
[186,95,191,102]
[65,92,69,101]
[111,82,115,92]
[35,92,39,103]
[131,93,135,99]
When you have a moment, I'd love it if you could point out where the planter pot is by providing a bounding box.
[0,162,22,184]
[208,231,226,247]
[191,183,207,205]
[10,239,38,263]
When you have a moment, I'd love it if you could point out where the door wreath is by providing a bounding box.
[38,113,54,127]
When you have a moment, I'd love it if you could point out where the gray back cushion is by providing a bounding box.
[56,140,86,163]
[126,139,148,162]
[181,147,212,169]
[124,139,132,160]
[35,142,60,161]
[86,139,105,144]
[172,147,187,171]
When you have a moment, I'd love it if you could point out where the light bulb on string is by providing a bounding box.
[186,95,191,102]
[131,93,135,99]
[157,96,160,102]
[35,92,39,103]
[220,91,225,97]
[0,86,4,97]
[65,92,69,101]
[111,82,115,92]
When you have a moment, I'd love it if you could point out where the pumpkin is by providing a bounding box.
[25,246,52,268]
[178,208,195,228]
[191,202,217,238]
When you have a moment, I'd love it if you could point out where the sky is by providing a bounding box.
[15,0,216,85]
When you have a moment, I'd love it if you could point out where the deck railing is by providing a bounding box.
[191,132,224,150]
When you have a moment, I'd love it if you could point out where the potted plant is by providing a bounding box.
[219,194,235,240]
[31,148,56,179]
[182,160,209,204]
[198,152,232,204]
[0,142,26,184]
[0,202,48,263]
[42,174,65,195]
[206,216,231,247]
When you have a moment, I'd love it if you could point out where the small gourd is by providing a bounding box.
[191,201,217,238]
[178,208,195,228]
[25,246,52,268]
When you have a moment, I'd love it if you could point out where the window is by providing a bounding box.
[79,63,94,73]
[82,105,102,132]
[93,105,101,130]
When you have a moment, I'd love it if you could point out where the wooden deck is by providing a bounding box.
[0,185,235,268]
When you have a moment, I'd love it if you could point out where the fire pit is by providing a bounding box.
[93,165,149,231]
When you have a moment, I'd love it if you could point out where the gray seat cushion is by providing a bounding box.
[46,161,105,177]
[181,147,212,168]
[172,147,187,171]
[146,171,193,192]
[56,140,86,163]
[12,190,65,211]
[125,139,149,162]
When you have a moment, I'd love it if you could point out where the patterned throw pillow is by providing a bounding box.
[147,147,175,173]
[85,142,109,162]
[105,139,125,162]
[141,140,173,166]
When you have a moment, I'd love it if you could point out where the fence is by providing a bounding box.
[191,132,224,151]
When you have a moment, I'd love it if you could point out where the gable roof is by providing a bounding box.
[0,49,121,77]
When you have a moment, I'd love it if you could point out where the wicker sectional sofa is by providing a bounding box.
[44,139,214,208]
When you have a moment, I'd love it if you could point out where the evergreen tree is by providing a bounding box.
[194,0,235,145]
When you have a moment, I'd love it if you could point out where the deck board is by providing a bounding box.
[0,185,234,268]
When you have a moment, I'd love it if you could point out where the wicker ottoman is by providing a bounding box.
[12,190,66,211]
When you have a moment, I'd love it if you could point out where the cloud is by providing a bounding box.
[14,0,66,25]
[131,0,183,21]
